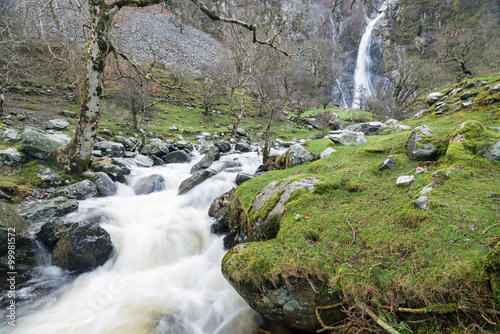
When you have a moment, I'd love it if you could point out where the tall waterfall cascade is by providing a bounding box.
[0,151,268,334]
[351,1,391,109]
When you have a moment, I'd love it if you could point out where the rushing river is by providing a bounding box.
[1,150,264,334]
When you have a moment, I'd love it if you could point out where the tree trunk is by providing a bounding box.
[262,108,274,164]
[51,1,111,173]
[231,89,246,138]
[0,93,4,118]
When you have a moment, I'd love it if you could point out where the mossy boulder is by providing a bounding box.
[406,125,445,161]
[222,244,344,333]
[484,242,500,305]
[52,221,113,272]
[0,201,37,269]
[21,127,71,159]
[246,177,318,241]
[20,197,78,223]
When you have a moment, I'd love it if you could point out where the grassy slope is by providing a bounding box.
[225,75,500,332]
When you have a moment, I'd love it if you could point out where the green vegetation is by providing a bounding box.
[223,75,500,332]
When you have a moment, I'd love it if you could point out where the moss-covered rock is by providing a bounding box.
[222,243,344,333]
[406,125,445,161]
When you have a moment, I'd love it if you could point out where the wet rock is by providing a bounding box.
[406,126,440,161]
[222,247,344,333]
[54,180,97,200]
[36,219,70,250]
[288,144,313,167]
[209,188,236,235]
[162,150,191,164]
[112,135,135,149]
[155,314,189,334]
[190,145,220,173]
[45,119,70,131]
[52,221,114,272]
[132,174,165,195]
[94,141,125,158]
[0,148,24,167]
[215,140,231,153]
[92,162,126,183]
[485,142,500,161]
[236,128,247,137]
[255,164,269,176]
[425,92,444,106]
[113,155,154,169]
[178,169,217,195]
[93,172,117,197]
[21,127,71,159]
[174,140,194,153]
[35,165,66,186]
[328,130,367,146]
[235,172,254,186]
[141,140,171,157]
[235,142,252,153]
[20,197,79,223]
[379,156,395,171]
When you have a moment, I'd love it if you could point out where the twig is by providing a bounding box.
[345,213,356,246]
[315,302,349,333]
[483,224,499,234]
[380,192,394,201]
[332,201,351,211]
[358,302,402,334]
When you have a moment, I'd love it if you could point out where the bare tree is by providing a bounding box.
[47,0,289,173]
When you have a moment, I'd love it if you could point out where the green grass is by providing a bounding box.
[222,75,500,332]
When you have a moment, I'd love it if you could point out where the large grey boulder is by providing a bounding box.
[141,140,171,157]
[328,130,367,146]
[52,221,113,272]
[288,144,313,167]
[406,125,440,161]
[35,165,66,186]
[425,92,444,106]
[45,119,70,131]
[484,142,500,161]
[174,140,194,153]
[190,145,220,173]
[178,169,217,195]
[235,142,252,152]
[0,128,21,142]
[54,180,97,200]
[0,148,24,166]
[20,197,78,223]
[215,140,231,153]
[36,219,71,250]
[162,150,191,164]
[131,174,165,195]
[308,112,344,130]
[21,127,71,159]
[248,177,318,241]
[113,155,154,169]
[94,141,125,158]
[348,122,387,135]
[112,135,135,149]
[90,172,117,197]
[0,201,37,269]
[92,162,126,183]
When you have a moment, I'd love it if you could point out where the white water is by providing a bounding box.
[3,152,264,334]
[351,2,390,109]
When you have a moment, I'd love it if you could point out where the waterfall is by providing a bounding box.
[351,1,390,109]
[1,151,269,334]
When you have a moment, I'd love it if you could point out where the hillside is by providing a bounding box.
[216,75,500,333]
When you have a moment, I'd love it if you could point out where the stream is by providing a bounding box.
[1,150,264,334]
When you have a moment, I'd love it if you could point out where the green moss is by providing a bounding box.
[443,141,473,164]
[286,188,308,203]
[424,303,459,314]
[249,189,284,222]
